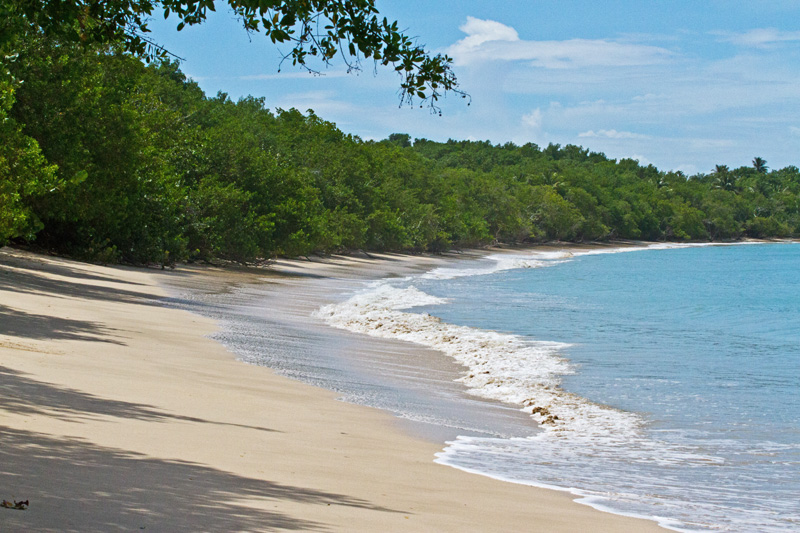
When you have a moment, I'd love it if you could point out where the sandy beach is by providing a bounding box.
[0,246,665,532]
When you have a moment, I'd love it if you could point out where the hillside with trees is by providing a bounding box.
[2,40,799,264]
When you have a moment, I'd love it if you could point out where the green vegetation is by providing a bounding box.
[1,0,459,107]
[2,41,799,264]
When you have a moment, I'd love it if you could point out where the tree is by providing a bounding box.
[0,79,59,244]
[1,0,462,110]
[387,133,412,148]
[712,164,737,192]
[752,157,768,174]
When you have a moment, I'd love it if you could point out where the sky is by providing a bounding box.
[148,1,800,174]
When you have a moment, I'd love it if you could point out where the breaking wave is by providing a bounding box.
[312,243,752,531]
[313,245,704,441]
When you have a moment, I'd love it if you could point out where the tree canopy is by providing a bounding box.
[2,41,798,263]
[0,0,460,107]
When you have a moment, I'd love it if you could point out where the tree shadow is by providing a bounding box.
[0,248,146,285]
[0,306,125,345]
[0,268,159,306]
[0,366,279,433]
[0,250,161,307]
[0,427,403,532]
[38,263,148,286]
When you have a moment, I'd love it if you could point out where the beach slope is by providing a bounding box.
[0,247,664,532]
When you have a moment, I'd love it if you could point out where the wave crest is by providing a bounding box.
[314,280,642,440]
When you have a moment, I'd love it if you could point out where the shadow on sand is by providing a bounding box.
[0,306,126,345]
[0,427,403,532]
[0,366,280,433]
[0,250,161,307]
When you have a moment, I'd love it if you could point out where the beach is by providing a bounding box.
[0,246,665,532]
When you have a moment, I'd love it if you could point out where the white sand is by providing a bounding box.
[0,247,665,532]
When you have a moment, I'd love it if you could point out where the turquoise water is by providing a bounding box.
[414,243,800,531]
[317,243,800,531]
[424,245,800,442]
[172,242,800,530]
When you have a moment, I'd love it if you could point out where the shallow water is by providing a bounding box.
[160,269,538,443]
[317,243,800,532]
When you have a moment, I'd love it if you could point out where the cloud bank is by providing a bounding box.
[440,18,800,172]
[449,16,674,68]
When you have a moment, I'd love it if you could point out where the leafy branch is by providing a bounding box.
[2,0,466,110]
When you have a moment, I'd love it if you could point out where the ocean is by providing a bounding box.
[315,242,800,532]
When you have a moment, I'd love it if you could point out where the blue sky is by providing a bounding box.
[148,1,800,174]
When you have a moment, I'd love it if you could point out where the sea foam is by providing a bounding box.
[313,247,659,441]
[313,243,757,531]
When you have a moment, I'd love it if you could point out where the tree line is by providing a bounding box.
[2,41,799,264]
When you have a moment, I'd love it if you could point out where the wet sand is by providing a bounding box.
[0,246,665,532]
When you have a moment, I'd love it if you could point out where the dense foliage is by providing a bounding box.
[2,42,799,263]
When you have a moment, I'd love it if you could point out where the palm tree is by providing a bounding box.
[752,157,768,174]
[712,165,737,192]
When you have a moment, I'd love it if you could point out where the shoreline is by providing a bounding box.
[0,245,667,531]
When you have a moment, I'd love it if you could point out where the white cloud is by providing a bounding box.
[721,28,800,48]
[675,163,700,176]
[578,129,649,139]
[522,108,543,129]
[455,17,520,49]
[630,154,653,166]
[185,74,216,82]
[449,17,673,68]
[271,90,357,117]
[381,20,800,173]
[689,138,736,150]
